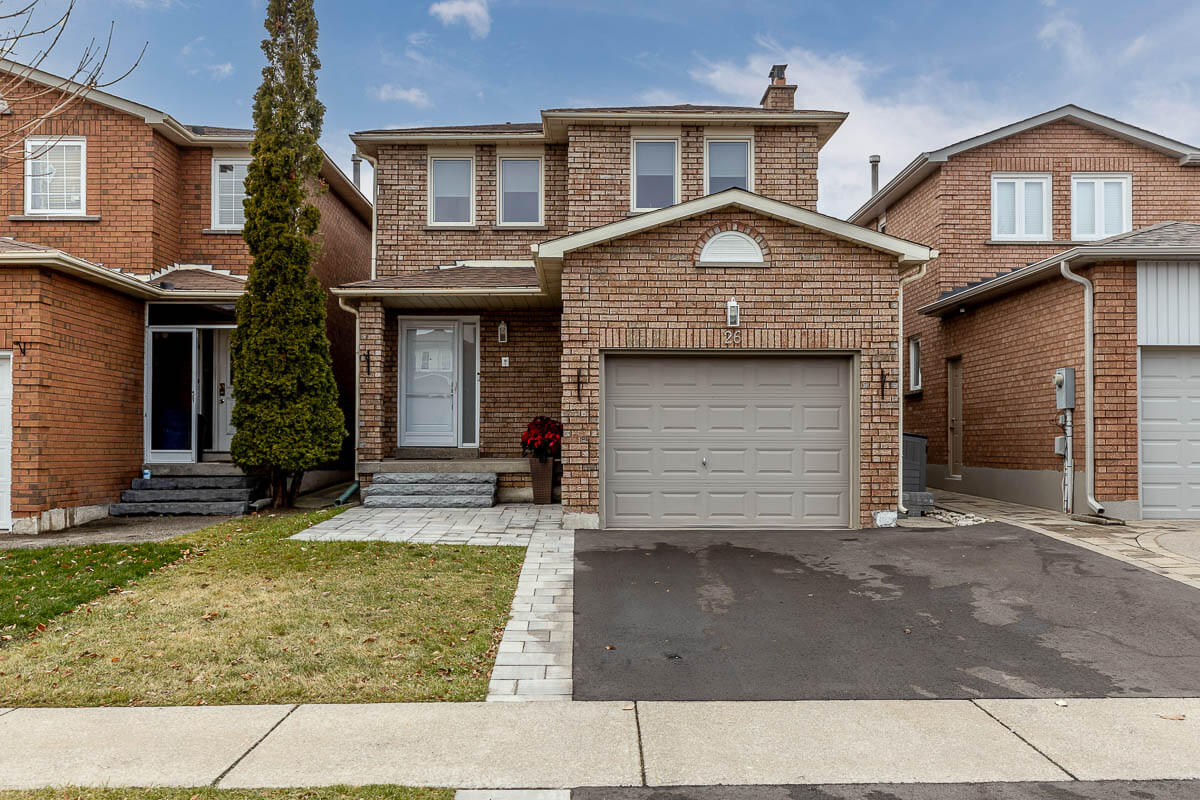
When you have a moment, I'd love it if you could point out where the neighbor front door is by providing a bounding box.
[147,328,199,463]
[213,329,236,452]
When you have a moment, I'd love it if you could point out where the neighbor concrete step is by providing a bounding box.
[109,501,249,516]
[132,476,263,490]
[361,494,494,509]
[364,482,495,497]
[372,472,498,485]
[121,488,254,503]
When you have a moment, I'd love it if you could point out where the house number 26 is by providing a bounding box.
[723,329,742,345]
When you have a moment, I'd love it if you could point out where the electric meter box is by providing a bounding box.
[1055,367,1075,410]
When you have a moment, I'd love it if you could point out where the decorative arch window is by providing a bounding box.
[698,230,764,264]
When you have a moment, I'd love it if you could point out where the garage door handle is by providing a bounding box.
[701,457,707,466]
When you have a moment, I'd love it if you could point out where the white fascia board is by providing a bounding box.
[534,189,935,265]
[0,250,247,301]
[330,286,542,297]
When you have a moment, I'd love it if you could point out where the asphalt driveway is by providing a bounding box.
[573,523,1200,700]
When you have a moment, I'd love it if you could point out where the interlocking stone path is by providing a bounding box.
[291,504,564,545]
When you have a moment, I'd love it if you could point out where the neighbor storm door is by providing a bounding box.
[399,318,479,448]
[145,327,199,463]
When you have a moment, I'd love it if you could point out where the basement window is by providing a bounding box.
[25,137,86,215]
[211,158,250,230]
[991,173,1051,241]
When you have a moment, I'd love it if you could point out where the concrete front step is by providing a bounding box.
[132,476,263,491]
[365,483,494,497]
[109,500,249,516]
[372,472,498,485]
[362,494,494,509]
[121,488,254,503]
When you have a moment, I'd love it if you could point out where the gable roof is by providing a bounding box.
[849,105,1200,225]
[533,188,936,266]
[918,221,1200,317]
[0,59,372,224]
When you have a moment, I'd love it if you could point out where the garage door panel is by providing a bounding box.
[1140,348,1200,519]
[604,355,852,528]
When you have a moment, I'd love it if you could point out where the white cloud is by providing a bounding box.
[429,0,490,39]
[1121,34,1150,63]
[371,84,432,107]
[1038,13,1095,74]
[687,38,1020,218]
[637,88,686,106]
[205,62,234,80]
[407,31,433,47]
[181,36,204,58]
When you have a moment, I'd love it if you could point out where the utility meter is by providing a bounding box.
[1054,367,1075,410]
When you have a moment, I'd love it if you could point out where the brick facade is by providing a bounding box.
[873,116,1200,515]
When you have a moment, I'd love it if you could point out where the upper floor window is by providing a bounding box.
[25,136,86,216]
[211,158,250,230]
[632,138,678,211]
[991,173,1050,241]
[1072,173,1131,241]
[498,156,542,226]
[429,155,474,225]
[705,138,752,193]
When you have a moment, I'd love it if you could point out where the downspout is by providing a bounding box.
[359,151,380,280]
[897,258,928,515]
[1059,260,1105,515]
[338,296,361,480]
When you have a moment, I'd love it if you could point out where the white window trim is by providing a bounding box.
[990,172,1052,242]
[630,135,681,212]
[210,157,251,231]
[1071,172,1132,241]
[427,151,477,227]
[703,135,754,195]
[495,153,544,227]
[908,336,922,391]
[24,136,87,216]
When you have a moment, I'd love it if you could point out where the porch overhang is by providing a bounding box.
[0,249,244,302]
[332,265,560,310]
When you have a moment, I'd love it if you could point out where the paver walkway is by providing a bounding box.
[932,489,1200,589]
[0,698,1196,790]
[293,504,577,700]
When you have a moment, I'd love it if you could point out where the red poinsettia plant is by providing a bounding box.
[521,416,563,462]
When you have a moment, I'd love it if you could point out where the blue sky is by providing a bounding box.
[23,0,1200,217]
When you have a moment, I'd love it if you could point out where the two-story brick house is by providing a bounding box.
[850,106,1200,520]
[338,66,936,529]
[0,60,372,533]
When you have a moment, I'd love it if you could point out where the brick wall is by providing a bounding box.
[560,209,901,527]
[0,268,144,517]
[478,310,561,458]
[177,147,254,274]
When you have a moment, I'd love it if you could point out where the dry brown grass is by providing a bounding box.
[0,509,524,706]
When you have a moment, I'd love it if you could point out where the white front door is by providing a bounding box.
[146,328,199,463]
[399,319,479,448]
[0,352,11,530]
[213,329,236,452]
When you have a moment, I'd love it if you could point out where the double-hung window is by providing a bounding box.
[428,155,475,225]
[497,156,542,226]
[705,138,752,193]
[1071,174,1131,240]
[211,158,250,230]
[991,173,1051,241]
[25,136,86,216]
[631,138,678,211]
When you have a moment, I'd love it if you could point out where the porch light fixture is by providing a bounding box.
[726,298,740,327]
[498,321,508,344]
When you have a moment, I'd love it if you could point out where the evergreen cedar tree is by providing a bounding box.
[231,0,345,508]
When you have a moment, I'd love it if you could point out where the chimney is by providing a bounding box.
[351,153,362,189]
[869,154,881,195]
[759,64,797,111]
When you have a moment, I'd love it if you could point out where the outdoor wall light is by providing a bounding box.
[726,298,740,327]
[498,321,508,344]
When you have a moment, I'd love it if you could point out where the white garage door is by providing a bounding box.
[0,353,10,530]
[1140,348,1200,518]
[603,355,852,528]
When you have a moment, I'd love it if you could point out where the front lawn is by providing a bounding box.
[0,509,524,706]
[1,541,191,640]
[0,788,452,800]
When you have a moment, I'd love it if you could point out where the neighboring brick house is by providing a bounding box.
[0,60,371,533]
[338,66,936,529]
[849,106,1200,520]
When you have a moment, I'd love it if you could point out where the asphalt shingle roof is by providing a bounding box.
[339,266,540,290]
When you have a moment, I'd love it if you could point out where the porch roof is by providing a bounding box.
[332,266,557,310]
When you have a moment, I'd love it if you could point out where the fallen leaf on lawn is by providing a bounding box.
[201,612,219,621]
[1158,714,1186,721]
[604,644,616,650]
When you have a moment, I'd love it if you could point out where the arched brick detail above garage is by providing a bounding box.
[692,222,772,265]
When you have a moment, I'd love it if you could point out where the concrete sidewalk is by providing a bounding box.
[0,698,1197,790]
